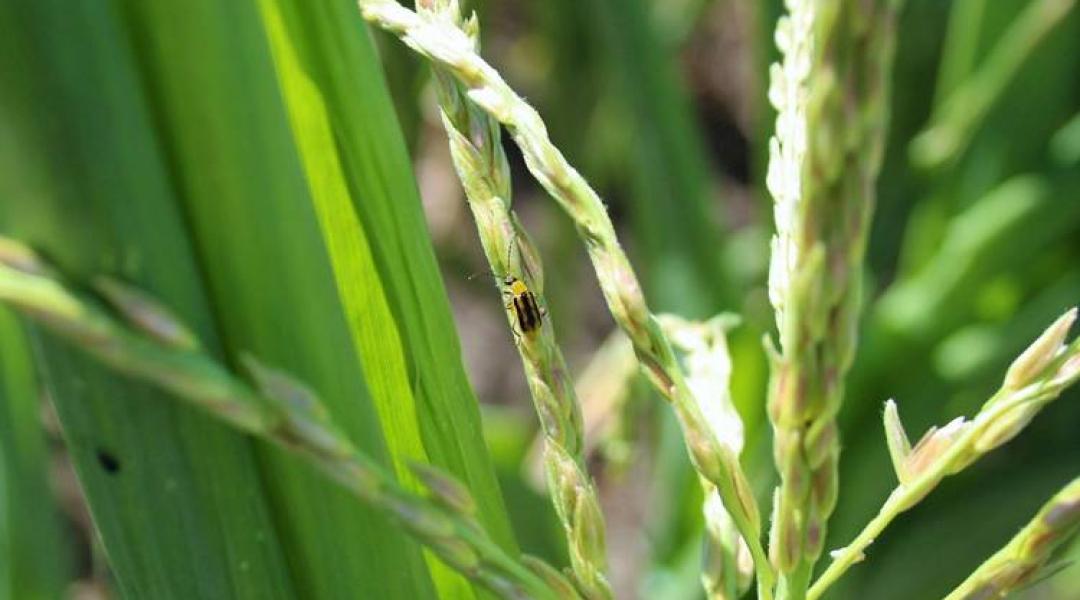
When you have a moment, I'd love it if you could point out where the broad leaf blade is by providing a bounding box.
[0,1,296,597]
[256,0,519,595]
[113,0,438,596]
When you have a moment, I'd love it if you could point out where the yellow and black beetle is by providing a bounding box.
[502,274,544,337]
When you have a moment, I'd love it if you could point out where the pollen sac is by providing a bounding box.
[410,462,477,517]
[0,236,53,276]
[1003,308,1076,391]
[903,416,971,480]
[94,277,199,351]
[521,555,580,599]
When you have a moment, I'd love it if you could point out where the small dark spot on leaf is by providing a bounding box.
[97,449,121,474]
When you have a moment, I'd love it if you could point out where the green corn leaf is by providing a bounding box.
[255,1,518,595]
[0,2,298,597]
[110,0,449,596]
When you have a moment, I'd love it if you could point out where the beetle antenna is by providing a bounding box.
[505,237,516,275]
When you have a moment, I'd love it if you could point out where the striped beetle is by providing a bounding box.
[502,274,544,337]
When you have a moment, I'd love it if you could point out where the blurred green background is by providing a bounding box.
[1,0,1078,598]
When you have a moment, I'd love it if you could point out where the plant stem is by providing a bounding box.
[415,1,611,596]
[809,318,1080,600]
[807,397,998,599]
[763,1,900,596]
[942,477,1080,600]
[662,315,755,600]
[357,0,775,593]
[806,494,899,600]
